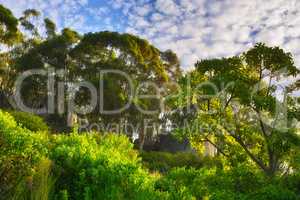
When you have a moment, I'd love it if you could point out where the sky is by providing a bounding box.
[1,0,300,70]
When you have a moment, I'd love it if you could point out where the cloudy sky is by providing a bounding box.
[1,0,300,70]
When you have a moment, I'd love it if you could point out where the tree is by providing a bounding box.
[0,4,22,45]
[170,43,300,176]
[0,6,61,109]
[70,31,180,150]
[44,18,56,39]
[1,5,181,146]
[0,5,23,108]
[19,9,41,38]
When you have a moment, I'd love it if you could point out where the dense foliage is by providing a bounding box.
[168,43,300,176]
[7,110,49,132]
[0,4,299,200]
[156,166,300,200]
[0,5,181,149]
[0,110,165,199]
[1,110,299,199]
[141,151,205,173]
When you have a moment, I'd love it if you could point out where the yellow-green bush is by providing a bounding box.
[156,166,300,200]
[0,110,169,200]
[0,110,49,199]
[141,151,224,173]
[1,109,299,200]
[49,133,167,200]
[8,110,49,132]
[141,151,203,173]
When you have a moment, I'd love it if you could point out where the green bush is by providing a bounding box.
[8,110,49,132]
[0,110,169,200]
[141,151,203,173]
[0,110,49,199]
[1,109,299,200]
[49,133,168,200]
[282,174,300,195]
[155,167,203,199]
[156,166,300,200]
[247,185,298,200]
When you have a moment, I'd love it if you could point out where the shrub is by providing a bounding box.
[247,185,298,200]
[11,158,56,200]
[156,166,299,200]
[155,167,203,199]
[0,110,49,199]
[0,110,169,200]
[49,133,168,200]
[1,109,299,200]
[282,174,300,195]
[8,110,49,132]
[141,151,203,173]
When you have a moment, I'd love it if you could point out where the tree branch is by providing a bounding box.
[232,134,269,173]
[204,137,229,157]
[220,123,269,174]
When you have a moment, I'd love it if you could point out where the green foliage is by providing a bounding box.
[19,9,41,37]
[0,110,49,199]
[30,158,55,200]
[57,190,69,200]
[8,110,49,132]
[0,109,299,199]
[0,4,299,199]
[170,43,300,176]
[247,185,298,200]
[0,110,168,200]
[282,174,300,196]
[11,158,56,200]
[0,4,22,45]
[156,166,300,200]
[49,133,165,200]
[0,4,182,151]
[141,151,203,173]
[44,18,56,38]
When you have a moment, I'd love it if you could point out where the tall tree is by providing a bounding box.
[0,4,22,45]
[0,5,23,108]
[170,43,300,176]
[70,31,180,149]
[44,18,56,39]
[3,16,182,145]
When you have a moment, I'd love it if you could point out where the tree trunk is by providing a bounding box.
[139,130,145,151]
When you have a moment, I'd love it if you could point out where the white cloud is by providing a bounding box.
[151,13,164,21]
[155,0,180,16]
[134,4,151,16]
[0,0,91,32]
[120,0,300,69]
[2,0,300,70]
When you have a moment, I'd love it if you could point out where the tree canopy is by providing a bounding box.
[168,43,300,176]
[0,5,299,173]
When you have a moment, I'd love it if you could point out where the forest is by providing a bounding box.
[0,4,300,200]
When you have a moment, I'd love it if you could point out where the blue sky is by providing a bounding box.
[1,0,300,70]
